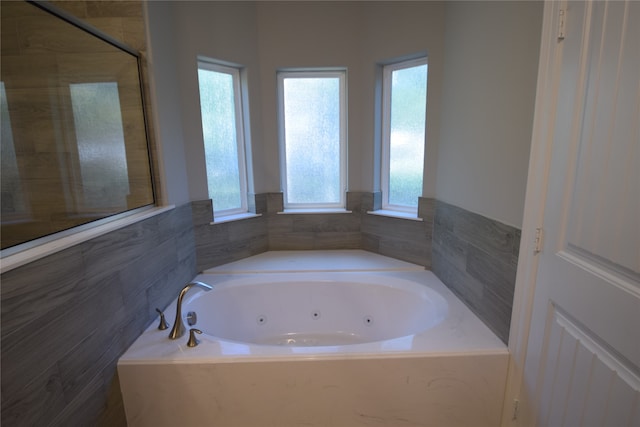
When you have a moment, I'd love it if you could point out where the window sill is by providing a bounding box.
[277,209,353,215]
[367,209,423,222]
[210,212,262,224]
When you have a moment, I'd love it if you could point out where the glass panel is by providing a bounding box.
[0,1,154,250]
[1,82,27,218]
[388,64,427,207]
[70,82,129,210]
[283,77,341,204]
[198,68,242,212]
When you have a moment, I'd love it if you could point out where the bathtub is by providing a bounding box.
[184,273,449,347]
[119,250,509,427]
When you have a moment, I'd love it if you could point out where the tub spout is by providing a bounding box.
[168,281,213,340]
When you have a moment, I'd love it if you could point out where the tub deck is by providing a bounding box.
[120,250,506,362]
[118,250,509,427]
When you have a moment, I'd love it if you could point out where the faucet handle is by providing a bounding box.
[155,308,169,330]
[187,328,203,347]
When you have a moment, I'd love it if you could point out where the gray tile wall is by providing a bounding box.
[431,200,520,343]
[1,203,197,427]
[192,198,268,272]
[192,192,436,271]
[361,196,435,267]
[266,193,362,251]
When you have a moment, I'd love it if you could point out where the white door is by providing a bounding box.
[520,0,640,425]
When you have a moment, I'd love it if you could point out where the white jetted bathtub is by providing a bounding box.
[185,273,448,347]
[119,250,509,427]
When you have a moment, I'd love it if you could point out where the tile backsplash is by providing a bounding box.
[431,200,520,343]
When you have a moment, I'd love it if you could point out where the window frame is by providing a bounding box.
[277,69,347,211]
[380,56,428,214]
[197,59,250,218]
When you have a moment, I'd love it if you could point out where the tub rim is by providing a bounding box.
[119,269,507,365]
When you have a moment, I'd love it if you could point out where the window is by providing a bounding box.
[70,82,129,211]
[1,82,27,220]
[277,70,347,210]
[381,58,428,213]
[197,60,249,217]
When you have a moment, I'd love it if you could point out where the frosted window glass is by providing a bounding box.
[198,68,242,212]
[70,82,129,210]
[282,77,341,204]
[388,64,427,208]
[1,82,27,216]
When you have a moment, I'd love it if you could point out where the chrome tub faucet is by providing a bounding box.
[168,281,213,340]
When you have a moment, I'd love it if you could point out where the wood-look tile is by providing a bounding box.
[361,233,380,253]
[377,235,428,265]
[1,270,122,398]
[190,199,213,226]
[292,214,359,233]
[0,245,85,339]
[57,320,123,400]
[50,370,107,427]
[2,55,58,90]
[431,201,519,345]
[1,16,21,56]
[266,212,294,235]
[362,214,429,242]
[146,273,179,331]
[512,229,521,267]
[227,216,267,241]
[118,286,152,350]
[432,224,468,271]
[476,286,512,344]
[269,232,315,250]
[418,197,435,222]
[346,191,361,212]
[117,238,179,300]
[265,192,284,213]
[452,204,516,258]
[434,200,456,232]
[0,363,66,427]
[155,204,192,242]
[250,193,268,214]
[313,231,361,249]
[174,227,197,265]
[432,247,484,307]
[227,238,270,263]
[81,220,158,281]
[466,245,516,306]
[86,1,143,19]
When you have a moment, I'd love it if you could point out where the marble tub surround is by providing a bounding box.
[119,250,507,427]
[431,200,520,343]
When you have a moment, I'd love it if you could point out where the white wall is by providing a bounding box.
[173,2,261,201]
[254,1,445,195]
[436,1,542,227]
[145,1,542,225]
[144,1,190,205]
[146,1,444,198]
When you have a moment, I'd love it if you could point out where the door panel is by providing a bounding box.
[522,1,640,425]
